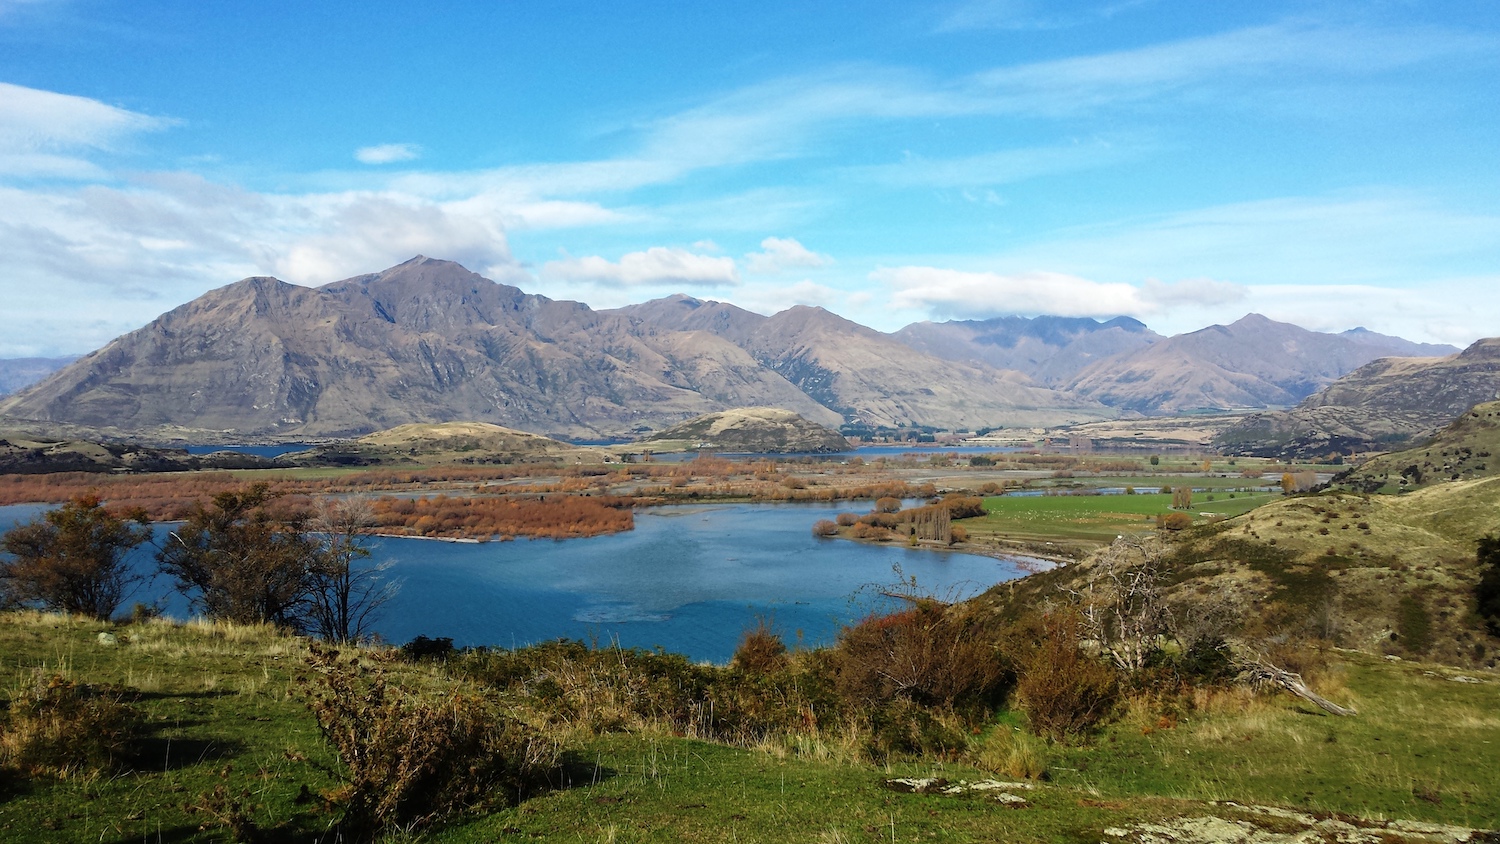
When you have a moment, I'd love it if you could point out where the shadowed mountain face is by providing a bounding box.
[1214,338,1500,458]
[1064,314,1458,414]
[0,259,1110,439]
[892,315,1159,386]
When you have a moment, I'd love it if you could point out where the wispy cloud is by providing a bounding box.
[969,22,1496,115]
[0,82,166,178]
[541,247,739,288]
[354,143,421,165]
[744,236,831,274]
[843,138,1137,189]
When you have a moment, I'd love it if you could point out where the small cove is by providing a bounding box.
[0,501,1029,663]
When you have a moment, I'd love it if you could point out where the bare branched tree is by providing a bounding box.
[308,497,399,644]
[1067,535,1175,672]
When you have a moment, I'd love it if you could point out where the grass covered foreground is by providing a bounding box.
[1,611,1496,843]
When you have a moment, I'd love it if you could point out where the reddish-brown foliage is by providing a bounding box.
[369,494,633,540]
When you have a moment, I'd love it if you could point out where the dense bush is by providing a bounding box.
[733,618,790,674]
[1014,612,1121,741]
[0,671,143,779]
[0,494,151,619]
[300,643,558,838]
[831,601,1009,713]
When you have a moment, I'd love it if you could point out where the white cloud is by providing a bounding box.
[0,82,165,178]
[271,193,519,285]
[541,247,739,288]
[732,279,849,315]
[355,143,422,165]
[879,267,1145,319]
[744,236,831,274]
[1139,277,1247,308]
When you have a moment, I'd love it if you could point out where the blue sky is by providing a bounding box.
[1,0,1497,357]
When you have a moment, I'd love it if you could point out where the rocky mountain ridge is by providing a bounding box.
[1214,338,1500,458]
[0,257,1467,442]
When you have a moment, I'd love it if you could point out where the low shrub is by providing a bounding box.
[0,671,143,779]
[831,602,1009,713]
[811,519,839,537]
[1014,612,1121,742]
[733,618,790,674]
[300,643,558,838]
[868,697,968,759]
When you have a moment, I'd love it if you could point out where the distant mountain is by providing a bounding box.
[0,259,1110,440]
[892,315,1158,386]
[0,356,77,396]
[1214,338,1500,458]
[0,258,838,440]
[1064,314,1459,415]
[614,296,1113,431]
[638,407,850,453]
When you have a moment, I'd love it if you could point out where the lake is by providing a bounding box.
[0,501,1030,663]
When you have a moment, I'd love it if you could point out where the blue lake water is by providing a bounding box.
[0,501,1028,663]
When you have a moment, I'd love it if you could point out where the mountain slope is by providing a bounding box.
[1066,314,1458,414]
[0,258,838,439]
[616,297,1115,430]
[1215,338,1500,458]
[892,315,1158,386]
[1334,400,1500,492]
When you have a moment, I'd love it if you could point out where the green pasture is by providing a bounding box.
[962,491,1280,546]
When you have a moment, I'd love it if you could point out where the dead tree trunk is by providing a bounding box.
[1239,661,1357,716]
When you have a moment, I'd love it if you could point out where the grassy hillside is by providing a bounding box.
[1,612,1496,842]
[289,421,610,467]
[976,477,1500,669]
[1336,401,1500,493]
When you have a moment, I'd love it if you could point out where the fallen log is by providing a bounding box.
[1239,661,1357,716]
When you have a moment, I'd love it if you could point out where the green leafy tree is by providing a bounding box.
[1,494,151,619]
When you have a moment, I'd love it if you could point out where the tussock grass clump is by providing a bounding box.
[969,725,1047,780]
[0,670,143,779]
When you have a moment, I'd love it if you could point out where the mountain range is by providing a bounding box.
[1213,338,1500,458]
[0,257,1465,441]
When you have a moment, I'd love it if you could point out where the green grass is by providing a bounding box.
[2,613,1496,843]
[1046,654,1500,829]
[961,492,1280,546]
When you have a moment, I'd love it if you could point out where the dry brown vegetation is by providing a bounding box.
[369,494,634,540]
